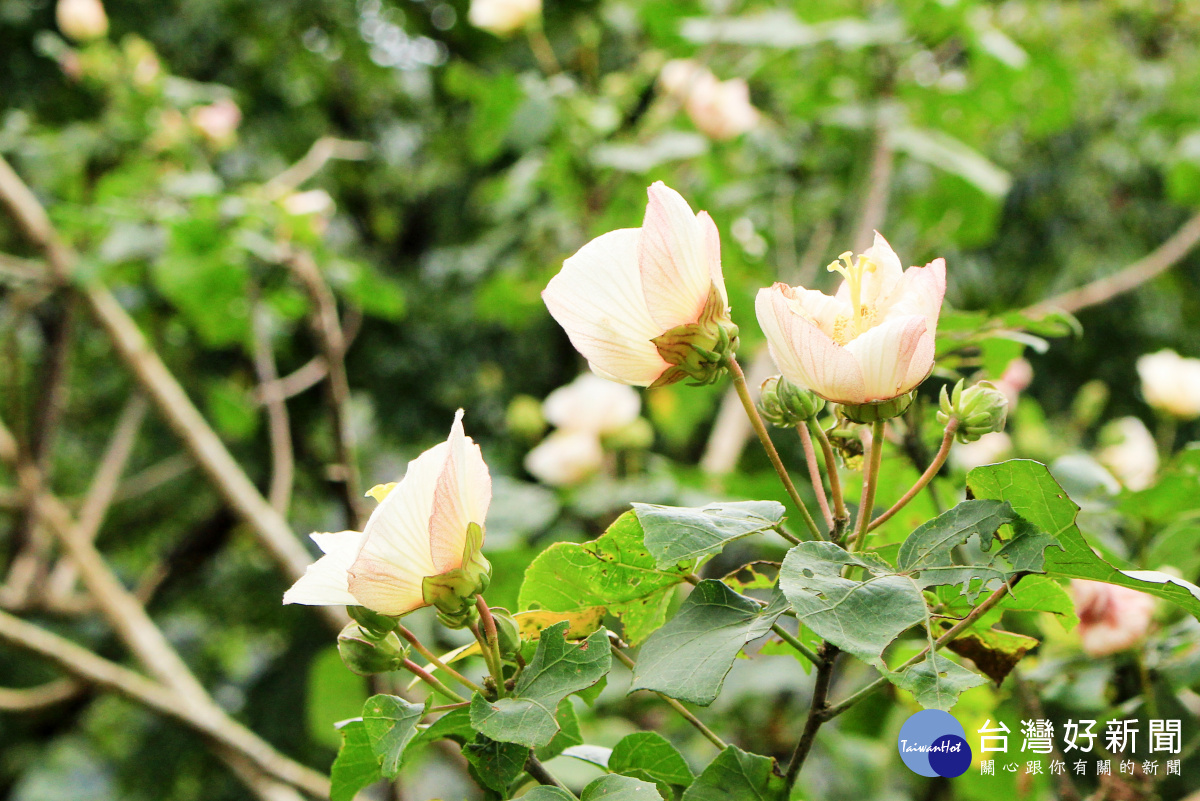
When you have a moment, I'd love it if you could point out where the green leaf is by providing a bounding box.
[968,460,1200,618]
[1120,445,1200,525]
[471,623,611,748]
[519,511,689,645]
[633,501,786,569]
[609,731,694,787]
[630,580,786,705]
[680,745,785,801]
[414,706,474,746]
[897,499,1060,601]
[329,719,381,801]
[886,653,987,711]
[535,698,583,761]
[361,694,425,779]
[306,646,368,749]
[524,775,663,801]
[464,734,528,792]
[779,543,929,666]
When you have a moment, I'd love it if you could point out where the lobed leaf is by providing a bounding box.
[633,500,786,569]
[361,694,425,779]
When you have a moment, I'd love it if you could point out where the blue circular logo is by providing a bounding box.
[897,710,972,778]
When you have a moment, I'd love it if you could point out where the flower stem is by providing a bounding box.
[473,597,507,698]
[402,658,466,703]
[797,423,833,530]
[810,419,848,534]
[725,356,823,541]
[609,642,727,750]
[821,580,1013,720]
[770,622,823,668]
[850,420,886,551]
[524,21,561,75]
[395,624,486,695]
[868,419,957,533]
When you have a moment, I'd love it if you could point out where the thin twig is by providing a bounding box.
[797,423,833,530]
[609,642,727,750]
[809,420,848,533]
[822,581,1013,721]
[46,393,149,604]
[850,421,886,550]
[1012,669,1082,801]
[0,677,82,711]
[403,659,467,704]
[769,622,823,667]
[869,420,956,533]
[783,643,838,790]
[1029,208,1200,315]
[525,754,574,795]
[287,250,364,527]
[252,302,294,514]
[726,356,821,541]
[262,137,371,201]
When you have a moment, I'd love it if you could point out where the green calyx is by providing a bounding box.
[649,282,739,388]
[938,379,1008,442]
[488,607,522,659]
[422,522,491,629]
[840,391,915,424]
[337,623,409,675]
[758,375,826,427]
[346,605,399,638]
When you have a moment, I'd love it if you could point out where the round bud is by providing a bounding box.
[337,623,409,676]
[347,605,399,639]
[938,379,1008,443]
[603,417,655,451]
[506,394,547,442]
[489,608,522,659]
[840,391,915,425]
[758,375,826,427]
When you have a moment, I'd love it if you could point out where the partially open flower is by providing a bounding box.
[542,373,640,435]
[56,0,108,42]
[1137,349,1200,420]
[1071,579,1155,657]
[756,233,946,412]
[659,59,759,141]
[543,181,736,387]
[468,0,541,36]
[284,410,491,618]
[524,429,604,487]
[1097,417,1159,491]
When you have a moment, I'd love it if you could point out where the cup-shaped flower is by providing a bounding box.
[542,373,641,435]
[283,410,491,618]
[468,0,541,37]
[1071,579,1155,657]
[1137,349,1200,420]
[542,181,736,388]
[756,232,946,410]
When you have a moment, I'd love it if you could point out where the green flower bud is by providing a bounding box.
[840,391,916,424]
[489,607,522,659]
[422,522,491,628]
[337,623,409,675]
[758,375,826,427]
[506,394,547,442]
[938,379,1008,443]
[603,417,655,451]
[346,606,399,639]
[649,283,739,388]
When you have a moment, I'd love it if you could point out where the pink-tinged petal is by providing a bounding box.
[524,429,604,486]
[543,229,670,387]
[543,374,641,435]
[348,442,445,616]
[544,231,668,386]
[901,331,937,393]
[836,231,905,308]
[283,531,366,606]
[844,315,928,402]
[638,182,713,330]
[756,285,867,404]
[697,210,728,307]
[782,286,852,342]
[428,410,491,574]
[881,258,946,336]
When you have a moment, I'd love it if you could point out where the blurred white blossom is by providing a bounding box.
[950,431,1012,472]
[1137,349,1200,420]
[190,98,242,148]
[56,0,108,42]
[1071,579,1155,657]
[524,429,604,487]
[659,59,759,141]
[468,0,541,37]
[1097,417,1158,491]
[543,373,640,435]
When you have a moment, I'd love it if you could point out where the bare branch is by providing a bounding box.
[0,677,82,711]
[0,609,328,798]
[1029,209,1200,315]
[0,153,345,632]
[262,137,371,201]
[252,302,294,514]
